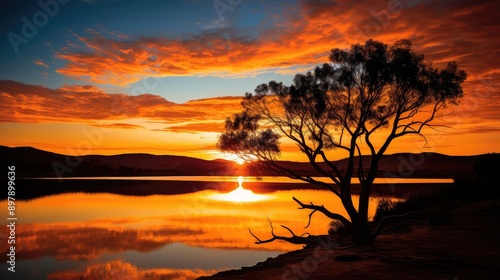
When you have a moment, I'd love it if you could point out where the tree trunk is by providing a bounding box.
[352,155,381,245]
[340,179,375,245]
[340,181,358,223]
[351,219,374,245]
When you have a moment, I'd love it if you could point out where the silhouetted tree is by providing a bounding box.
[218,39,466,245]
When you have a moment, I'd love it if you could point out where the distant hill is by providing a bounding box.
[0,146,242,178]
[0,145,497,179]
[264,153,490,178]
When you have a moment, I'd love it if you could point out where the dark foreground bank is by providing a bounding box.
[198,197,500,280]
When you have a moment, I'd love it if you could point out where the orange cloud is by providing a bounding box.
[33,58,49,68]
[2,0,499,157]
[54,1,498,85]
[58,84,104,93]
[91,123,146,129]
[0,80,242,131]
[158,121,225,133]
[52,0,499,123]
[55,23,346,86]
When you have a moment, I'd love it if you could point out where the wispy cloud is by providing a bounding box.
[2,0,499,153]
[52,0,499,127]
[33,58,49,68]
[91,123,146,129]
[157,121,225,134]
[0,80,242,133]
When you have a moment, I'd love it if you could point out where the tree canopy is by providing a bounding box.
[218,39,467,245]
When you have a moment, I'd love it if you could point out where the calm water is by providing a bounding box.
[0,177,404,279]
[34,175,454,184]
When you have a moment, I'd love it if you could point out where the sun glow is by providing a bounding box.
[219,153,246,165]
[209,176,273,203]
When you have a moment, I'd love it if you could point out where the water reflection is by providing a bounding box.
[47,260,219,280]
[35,176,454,184]
[209,176,274,202]
[0,181,398,279]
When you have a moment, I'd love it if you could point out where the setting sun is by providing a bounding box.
[220,153,246,165]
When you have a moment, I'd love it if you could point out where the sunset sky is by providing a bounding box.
[0,0,498,161]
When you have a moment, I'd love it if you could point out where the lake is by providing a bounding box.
[0,176,446,279]
[32,175,454,184]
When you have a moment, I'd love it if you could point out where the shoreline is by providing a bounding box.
[199,198,500,279]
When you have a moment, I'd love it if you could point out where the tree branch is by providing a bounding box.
[293,196,351,227]
[319,150,344,184]
[260,160,342,198]
[355,143,365,184]
[248,219,312,245]
[305,209,318,228]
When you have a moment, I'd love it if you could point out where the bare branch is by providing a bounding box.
[248,219,313,245]
[281,225,310,238]
[293,196,351,227]
[355,143,365,184]
[247,228,265,243]
[319,150,344,184]
[260,160,342,198]
[305,209,318,229]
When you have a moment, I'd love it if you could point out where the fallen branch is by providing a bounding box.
[248,218,312,245]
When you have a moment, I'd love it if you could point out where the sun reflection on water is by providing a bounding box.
[209,176,274,202]
[1,184,402,279]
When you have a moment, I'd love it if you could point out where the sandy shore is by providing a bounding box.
[199,199,500,280]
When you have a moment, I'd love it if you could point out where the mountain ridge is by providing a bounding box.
[1,145,496,178]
